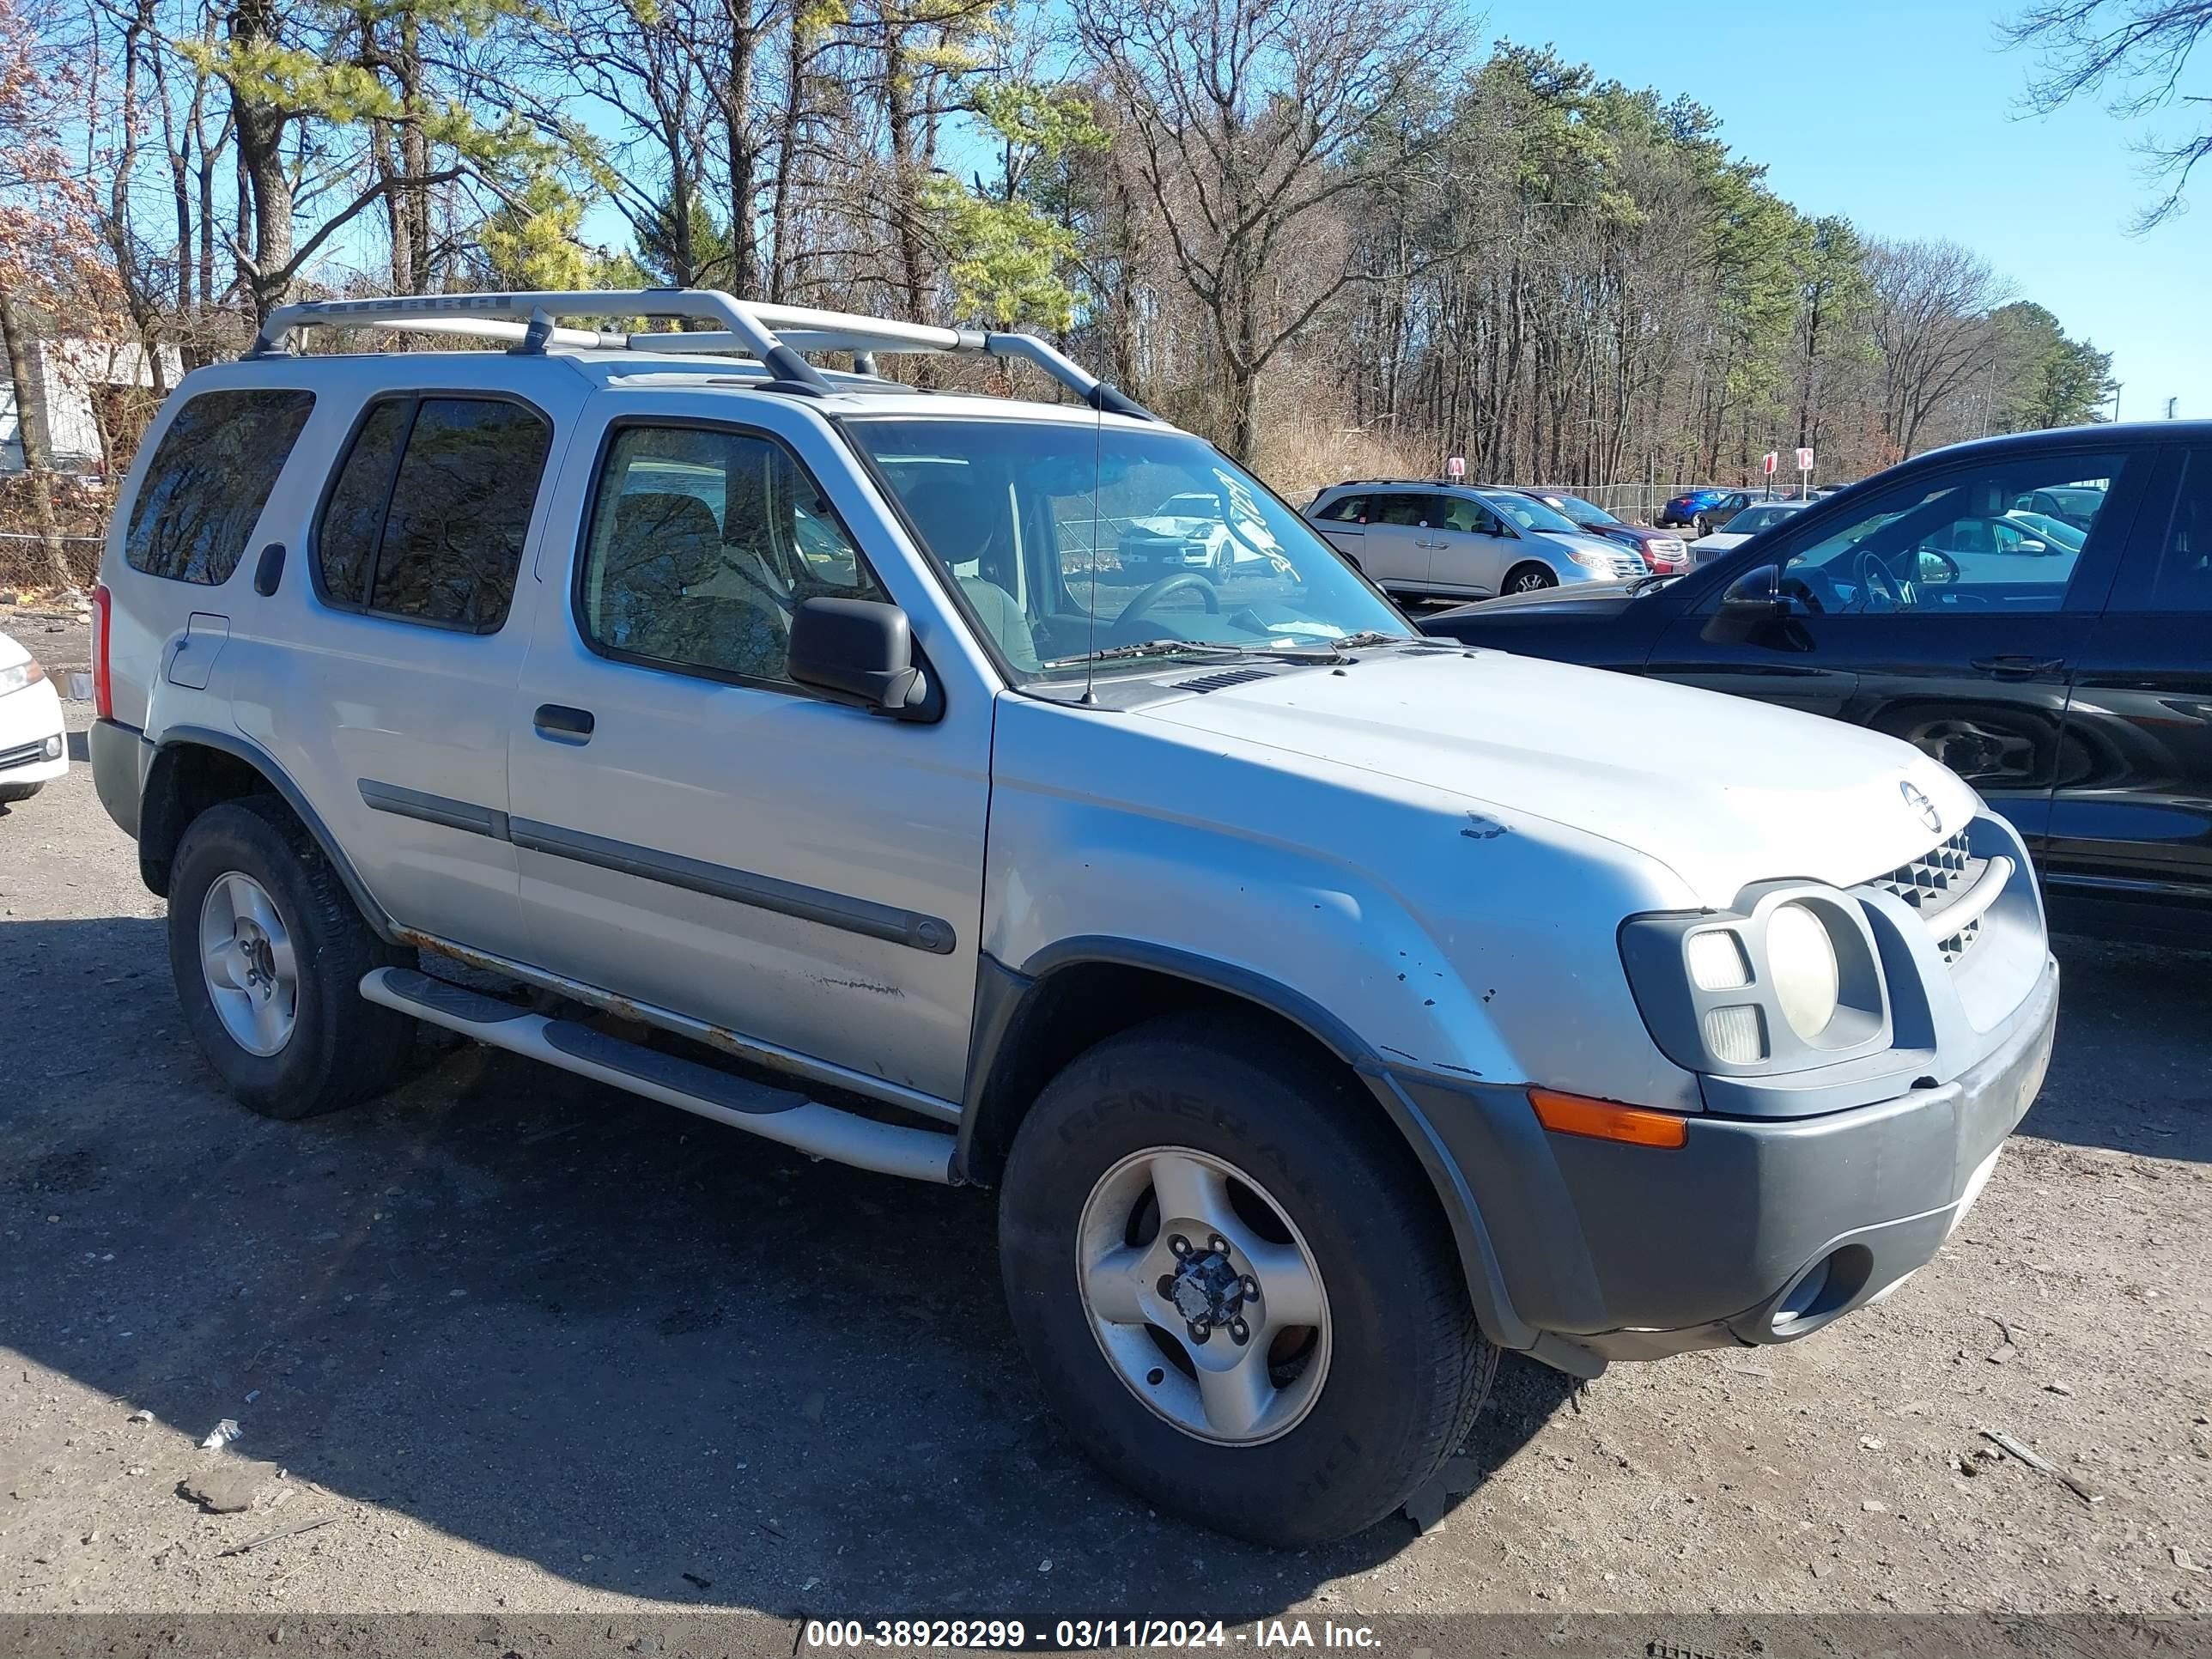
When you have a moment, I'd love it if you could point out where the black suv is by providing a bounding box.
[1422,422,2212,947]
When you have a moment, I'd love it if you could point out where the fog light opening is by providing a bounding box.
[1771,1244,1875,1334]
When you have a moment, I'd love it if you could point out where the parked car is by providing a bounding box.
[91,288,2058,1547]
[1420,421,2212,945]
[1686,498,1814,562]
[1305,480,1646,599]
[1657,486,1743,529]
[0,629,67,804]
[2014,483,2105,532]
[1116,489,1238,579]
[1497,487,1691,573]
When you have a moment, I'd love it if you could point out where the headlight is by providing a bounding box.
[1765,902,1840,1040]
[0,659,46,696]
[1619,884,1889,1077]
[1565,548,1613,569]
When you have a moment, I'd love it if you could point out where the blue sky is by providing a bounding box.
[1479,0,2209,417]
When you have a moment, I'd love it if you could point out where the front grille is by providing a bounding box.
[1867,830,1995,965]
[1591,550,1649,579]
[1648,537,1686,558]
[0,738,52,770]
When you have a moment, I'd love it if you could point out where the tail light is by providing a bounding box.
[91,582,113,720]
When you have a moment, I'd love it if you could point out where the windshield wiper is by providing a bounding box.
[1044,638,1250,668]
[1626,573,1681,595]
[1329,629,1419,649]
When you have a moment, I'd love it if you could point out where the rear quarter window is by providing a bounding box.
[123,388,316,584]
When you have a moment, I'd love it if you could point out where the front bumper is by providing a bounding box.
[1392,952,2058,1363]
[0,680,68,787]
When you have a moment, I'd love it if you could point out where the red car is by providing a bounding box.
[1498,488,1692,573]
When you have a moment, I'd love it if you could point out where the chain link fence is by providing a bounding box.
[0,532,104,594]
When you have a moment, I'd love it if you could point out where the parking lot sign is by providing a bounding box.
[1446,456,1465,479]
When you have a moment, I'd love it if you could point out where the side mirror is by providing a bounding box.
[787,596,939,720]
[1722,564,1790,615]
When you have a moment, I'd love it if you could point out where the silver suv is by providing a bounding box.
[89,289,2059,1546]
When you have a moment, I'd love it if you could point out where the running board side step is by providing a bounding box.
[360,967,957,1185]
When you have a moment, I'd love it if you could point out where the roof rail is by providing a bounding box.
[246,288,1156,418]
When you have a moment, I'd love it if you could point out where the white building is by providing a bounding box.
[1,338,185,477]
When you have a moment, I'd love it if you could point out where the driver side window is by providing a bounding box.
[1776,453,2133,616]
[578,423,887,687]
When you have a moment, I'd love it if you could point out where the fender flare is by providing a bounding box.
[145,725,401,945]
[961,934,1564,1362]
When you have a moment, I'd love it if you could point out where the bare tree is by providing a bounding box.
[1073,0,1451,459]
[2004,0,2212,226]
[1867,238,2008,460]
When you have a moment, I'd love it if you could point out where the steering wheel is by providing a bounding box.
[1855,550,1904,613]
[1115,570,1220,629]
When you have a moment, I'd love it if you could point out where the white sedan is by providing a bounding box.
[1686,499,1813,564]
[0,629,68,805]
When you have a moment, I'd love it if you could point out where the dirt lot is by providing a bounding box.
[3,654,2209,1638]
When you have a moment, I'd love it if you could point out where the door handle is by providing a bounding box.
[1971,655,2065,682]
[532,703,595,742]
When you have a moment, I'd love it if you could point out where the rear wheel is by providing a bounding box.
[167,796,415,1119]
[1502,562,1558,594]
[999,1014,1495,1545]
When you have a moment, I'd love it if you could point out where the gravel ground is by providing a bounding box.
[2,674,2209,1634]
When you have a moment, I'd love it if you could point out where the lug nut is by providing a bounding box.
[1168,1234,1192,1259]
[1240,1276,1260,1299]
[1229,1319,1249,1345]
[1187,1320,1211,1344]
[1207,1235,1230,1256]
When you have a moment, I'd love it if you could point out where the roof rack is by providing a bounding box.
[246,288,1156,419]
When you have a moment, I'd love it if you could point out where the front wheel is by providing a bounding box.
[0,780,45,804]
[999,1015,1495,1545]
[1502,562,1558,594]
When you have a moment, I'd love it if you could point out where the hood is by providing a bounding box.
[1690,532,1751,552]
[1425,581,1645,621]
[0,631,30,672]
[1530,528,1629,560]
[1142,647,1978,907]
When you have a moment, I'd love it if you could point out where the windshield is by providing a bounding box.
[845,417,1407,685]
[1480,491,1583,535]
[1547,493,1619,527]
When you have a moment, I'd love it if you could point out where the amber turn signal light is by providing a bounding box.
[1528,1089,1688,1149]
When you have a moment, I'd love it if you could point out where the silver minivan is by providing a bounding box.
[1306,481,1647,598]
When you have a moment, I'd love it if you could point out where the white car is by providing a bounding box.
[90,288,2057,1547]
[1687,498,1814,563]
[1115,489,1239,580]
[0,629,67,803]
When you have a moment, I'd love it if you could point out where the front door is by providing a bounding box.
[1427,495,1514,598]
[1649,442,2156,845]
[2051,443,2212,902]
[507,393,994,1109]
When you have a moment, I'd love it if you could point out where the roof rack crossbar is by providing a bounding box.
[246,288,1156,417]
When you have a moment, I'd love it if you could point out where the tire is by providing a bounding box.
[1502,562,1558,594]
[167,795,415,1119]
[0,780,44,804]
[999,1013,1496,1546]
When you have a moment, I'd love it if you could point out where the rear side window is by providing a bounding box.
[124,389,315,584]
[313,395,552,632]
[2113,449,2212,612]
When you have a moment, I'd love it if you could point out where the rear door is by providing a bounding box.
[1358,489,1433,589]
[283,370,579,961]
[1309,492,1370,572]
[1647,441,2155,842]
[2050,442,2212,902]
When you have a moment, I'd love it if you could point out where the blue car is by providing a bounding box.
[1657,487,1751,531]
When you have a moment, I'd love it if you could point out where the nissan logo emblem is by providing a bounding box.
[1900,781,1942,833]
